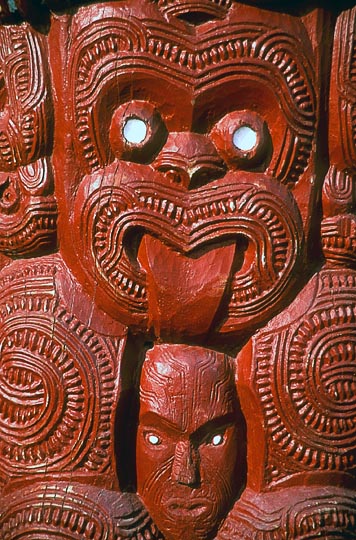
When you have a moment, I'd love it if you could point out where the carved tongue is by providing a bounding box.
[138,234,236,338]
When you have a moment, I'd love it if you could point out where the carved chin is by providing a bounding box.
[75,168,303,339]
[148,491,223,540]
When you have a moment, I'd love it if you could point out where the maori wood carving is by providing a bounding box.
[0,1,355,539]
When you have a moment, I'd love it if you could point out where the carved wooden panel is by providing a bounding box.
[0,1,355,539]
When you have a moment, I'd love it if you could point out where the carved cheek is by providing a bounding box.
[136,426,175,498]
[199,427,239,501]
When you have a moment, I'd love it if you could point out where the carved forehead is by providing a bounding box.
[139,344,236,424]
[70,1,315,89]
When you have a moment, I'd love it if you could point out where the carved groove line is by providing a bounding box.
[0,25,50,170]
[82,180,301,320]
[335,7,356,168]
[0,484,161,540]
[217,489,356,539]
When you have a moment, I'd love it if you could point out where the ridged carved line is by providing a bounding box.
[0,483,162,540]
[0,24,51,170]
[255,270,356,478]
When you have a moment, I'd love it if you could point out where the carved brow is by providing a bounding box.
[139,411,183,436]
[191,413,236,446]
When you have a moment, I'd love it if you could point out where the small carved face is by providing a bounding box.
[136,344,243,540]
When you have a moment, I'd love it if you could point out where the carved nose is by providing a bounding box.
[171,440,200,487]
[153,132,226,189]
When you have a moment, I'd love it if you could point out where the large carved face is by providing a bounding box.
[54,0,317,341]
[136,343,243,540]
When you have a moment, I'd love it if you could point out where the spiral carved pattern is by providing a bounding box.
[71,13,315,180]
[217,487,356,539]
[255,270,356,474]
[0,483,162,540]
[0,25,52,170]
[0,259,118,476]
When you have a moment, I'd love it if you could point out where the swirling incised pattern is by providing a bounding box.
[0,256,120,478]
[79,169,303,334]
[60,4,317,341]
[0,158,57,257]
[0,483,163,540]
[217,487,356,539]
[0,24,51,170]
[254,269,356,480]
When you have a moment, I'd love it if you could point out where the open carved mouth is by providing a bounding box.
[79,171,302,338]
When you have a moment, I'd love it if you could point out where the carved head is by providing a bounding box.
[54,0,319,341]
[136,343,245,540]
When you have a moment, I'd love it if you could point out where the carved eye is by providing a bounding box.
[144,432,162,446]
[210,110,271,170]
[211,434,224,446]
[123,118,148,144]
[109,100,167,164]
[206,431,225,447]
[232,126,258,152]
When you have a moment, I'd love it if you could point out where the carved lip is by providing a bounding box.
[94,177,259,259]
[167,498,208,516]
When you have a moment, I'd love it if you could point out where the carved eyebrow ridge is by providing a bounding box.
[191,412,236,446]
[140,410,236,443]
[139,411,183,435]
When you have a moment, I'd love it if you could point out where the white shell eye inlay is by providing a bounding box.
[212,434,224,446]
[233,125,257,152]
[147,434,161,446]
[123,118,148,144]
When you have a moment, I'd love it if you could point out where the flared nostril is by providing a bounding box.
[152,132,226,189]
[160,167,191,187]
[157,163,226,189]
[189,164,226,190]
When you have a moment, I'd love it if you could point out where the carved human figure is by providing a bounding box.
[136,343,245,540]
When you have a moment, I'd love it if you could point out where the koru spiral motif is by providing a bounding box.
[0,23,56,257]
[0,255,122,483]
[253,268,356,480]
[218,486,356,539]
[0,1,354,539]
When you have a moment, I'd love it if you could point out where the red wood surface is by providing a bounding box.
[0,1,355,538]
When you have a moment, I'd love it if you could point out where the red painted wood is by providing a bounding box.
[0,2,354,539]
